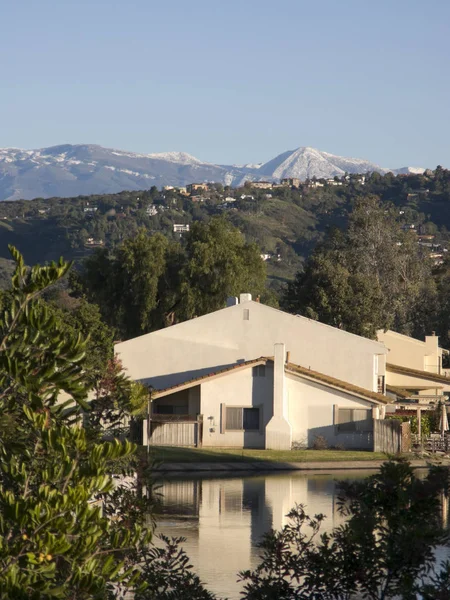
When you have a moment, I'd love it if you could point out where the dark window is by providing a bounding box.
[243,308,250,321]
[337,408,372,433]
[225,407,260,431]
[243,408,260,430]
[377,375,385,394]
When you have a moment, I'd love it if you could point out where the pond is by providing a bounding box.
[154,469,378,599]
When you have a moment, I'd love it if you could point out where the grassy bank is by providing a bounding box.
[147,447,389,464]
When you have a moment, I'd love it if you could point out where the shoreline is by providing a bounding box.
[153,459,444,473]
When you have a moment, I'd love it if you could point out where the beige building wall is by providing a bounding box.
[117,300,387,393]
[200,365,274,448]
[286,375,376,449]
[377,330,443,373]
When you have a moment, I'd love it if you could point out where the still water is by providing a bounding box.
[154,469,375,599]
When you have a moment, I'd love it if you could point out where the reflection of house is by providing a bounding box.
[117,294,388,450]
[377,330,450,405]
[157,471,359,599]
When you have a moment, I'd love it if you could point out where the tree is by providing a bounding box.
[78,231,172,339]
[283,197,436,338]
[179,217,266,319]
[0,246,150,599]
[240,460,450,600]
[0,246,214,599]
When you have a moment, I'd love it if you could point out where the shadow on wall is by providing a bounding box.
[243,364,274,449]
[307,424,374,451]
[140,363,240,391]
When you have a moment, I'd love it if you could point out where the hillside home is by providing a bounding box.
[281,178,301,188]
[173,223,190,234]
[377,330,450,404]
[116,295,388,450]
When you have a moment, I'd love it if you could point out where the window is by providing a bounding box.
[337,408,372,433]
[252,365,266,377]
[243,308,250,321]
[377,375,385,394]
[225,407,260,431]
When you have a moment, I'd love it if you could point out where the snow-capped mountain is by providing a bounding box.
[0,144,425,201]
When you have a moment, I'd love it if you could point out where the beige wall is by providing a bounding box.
[378,330,443,373]
[200,365,274,448]
[117,301,387,393]
[286,375,376,450]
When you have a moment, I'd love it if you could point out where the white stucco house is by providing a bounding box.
[116,294,389,450]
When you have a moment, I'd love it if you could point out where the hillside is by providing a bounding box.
[0,167,449,293]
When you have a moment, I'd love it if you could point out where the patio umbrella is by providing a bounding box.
[440,404,449,435]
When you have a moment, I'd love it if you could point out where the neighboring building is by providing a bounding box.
[250,182,273,189]
[146,205,158,216]
[173,223,190,234]
[116,294,388,450]
[377,330,450,403]
[85,238,104,246]
[187,183,208,194]
[308,181,324,188]
[281,178,301,188]
[83,206,98,213]
[326,179,343,186]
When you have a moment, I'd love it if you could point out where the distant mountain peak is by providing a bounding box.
[0,143,426,201]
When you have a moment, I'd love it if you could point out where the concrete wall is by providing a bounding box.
[378,330,442,374]
[117,300,387,393]
[200,365,274,448]
[286,375,375,450]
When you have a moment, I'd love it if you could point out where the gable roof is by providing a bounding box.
[285,363,389,405]
[116,300,387,354]
[151,357,388,405]
[386,363,450,385]
[386,384,412,399]
[151,358,267,398]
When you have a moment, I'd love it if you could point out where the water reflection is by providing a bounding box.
[155,470,373,599]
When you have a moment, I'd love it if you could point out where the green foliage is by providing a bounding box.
[0,246,217,599]
[283,197,436,338]
[78,219,267,339]
[180,217,266,320]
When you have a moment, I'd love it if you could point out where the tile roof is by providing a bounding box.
[285,363,389,405]
[151,357,388,405]
[386,384,412,399]
[386,363,450,385]
[151,357,268,398]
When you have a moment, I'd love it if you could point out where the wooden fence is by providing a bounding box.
[374,419,411,453]
[148,415,203,447]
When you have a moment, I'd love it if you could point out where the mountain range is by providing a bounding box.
[0,144,426,201]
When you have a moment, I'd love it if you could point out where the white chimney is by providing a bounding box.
[265,343,292,450]
[240,293,252,304]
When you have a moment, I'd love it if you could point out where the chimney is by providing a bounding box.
[286,351,291,364]
[240,293,252,304]
[265,343,292,450]
[226,297,238,307]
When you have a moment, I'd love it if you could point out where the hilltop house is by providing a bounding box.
[116,295,389,450]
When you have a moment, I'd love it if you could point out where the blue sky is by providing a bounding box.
[2,0,449,168]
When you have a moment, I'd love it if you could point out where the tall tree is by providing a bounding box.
[283,197,436,338]
[180,217,266,319]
